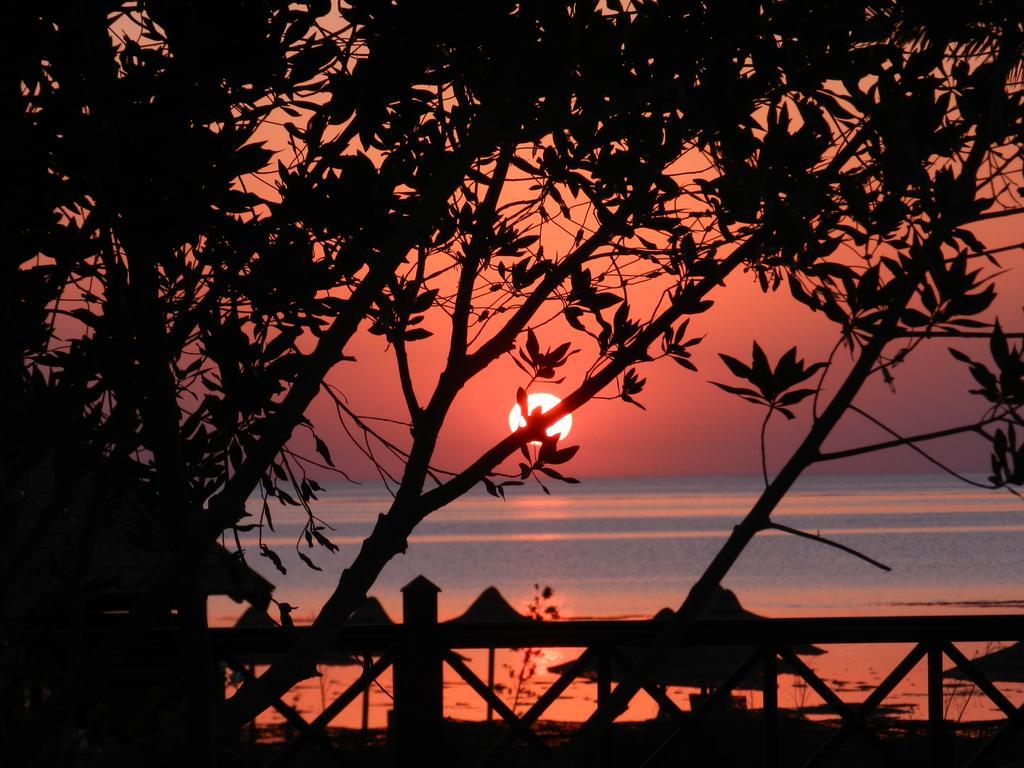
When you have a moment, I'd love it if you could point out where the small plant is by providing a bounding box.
[498,584,561,713]
[943,641,1003,723]
[790,676,810,714]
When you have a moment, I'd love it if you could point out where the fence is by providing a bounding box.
[212,577,1024,768]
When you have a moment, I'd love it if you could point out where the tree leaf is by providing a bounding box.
[526,328,540,361]
[710,381,763,401]
[777,388,816,406]
[547,445,580,465]
[537,466,580,483]
[718,354,752,380]
[260,545,287,575]
[298,552,323,572]
[314,435,334,467]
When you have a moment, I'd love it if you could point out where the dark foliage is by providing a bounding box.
[5,0,1024,762]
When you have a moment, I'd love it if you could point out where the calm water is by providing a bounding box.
[222,474,1024,726]
[223,473,1024,625]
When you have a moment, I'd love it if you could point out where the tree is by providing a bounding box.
[569,2,1024,747]
[7,0,1024,761]
[6,2,349,760]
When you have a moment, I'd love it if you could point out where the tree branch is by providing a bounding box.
[392,335,421,419]
[759,408,772,488]
[972,205,1024,223]
[834,405,999,490]
[447,148,513,369]
[765,522,891,571]
[895,331,1024,339]
[816,418,996,462]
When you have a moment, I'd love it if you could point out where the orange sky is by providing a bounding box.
[307,217,1024,482]
[217,41,1024,488]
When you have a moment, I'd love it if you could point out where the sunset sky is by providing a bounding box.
[19,5,1024,762]
[309,216,1024,482]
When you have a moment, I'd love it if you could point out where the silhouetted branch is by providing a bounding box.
[815,417,997,463]
[840,405,999,490]
[972,206,1024,222]
[764,522,891,572]
[282,446,357,482]
[392,335,421,419]
[895,331,1024,338]
[760,409,772,488]
[448,149,513,367]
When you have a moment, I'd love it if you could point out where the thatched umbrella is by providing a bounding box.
[448,586,531,721]
[349,596,394,625]
[550,586,823,703]
[234,604,278,628]
[945,641,1024,683]
[450,586,532,625]
[346,596,393,730]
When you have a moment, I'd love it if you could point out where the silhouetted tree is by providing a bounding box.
[7,0,1024,762]
[572,1,1024,748]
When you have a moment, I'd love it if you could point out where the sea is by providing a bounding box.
[219,474,1024,726]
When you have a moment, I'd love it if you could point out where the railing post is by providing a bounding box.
[763,646,779,768]
[361,656,371,731]
[597,645,612,768]
[394,576,443,767]
[928,642,944,768]
[486,647,496,724]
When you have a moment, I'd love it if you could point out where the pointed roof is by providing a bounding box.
[651,586,758,622]
[234,605,278,628]
[654,585,824,656]
[699,586,751,619]
[946,641,1024,683]
[349,596,394,624]
[449,586,531,624]
[550,585,824,689]
[401,575,441,594]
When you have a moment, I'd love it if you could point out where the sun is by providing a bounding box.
[508,392,573,444]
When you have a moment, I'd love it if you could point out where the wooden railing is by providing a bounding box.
[210,578,1024,768]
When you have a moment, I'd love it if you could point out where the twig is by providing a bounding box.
[760,408,772,488]
[283,445,358,483]
[895,331,1024,339]
[836,405,998,490]
[765,522,892,571]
